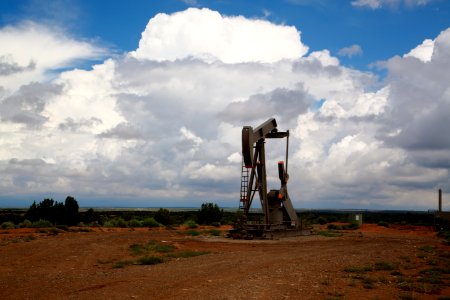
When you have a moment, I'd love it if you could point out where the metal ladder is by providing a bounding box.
[239,161,249,210]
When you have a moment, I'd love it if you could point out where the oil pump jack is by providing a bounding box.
[231,118,309,239]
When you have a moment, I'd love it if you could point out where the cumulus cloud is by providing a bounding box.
[379,28,450,155]
[0,8,449,210]
[338,44,363,58]
[404,39,434,62]
[130,8,309,63]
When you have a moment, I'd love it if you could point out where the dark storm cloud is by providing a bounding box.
[219,86,314,124]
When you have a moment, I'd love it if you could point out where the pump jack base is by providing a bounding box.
[229,224,312,240]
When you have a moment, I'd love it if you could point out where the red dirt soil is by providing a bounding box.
[1,224,449,300]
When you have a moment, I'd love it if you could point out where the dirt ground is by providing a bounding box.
[1,224,449,300]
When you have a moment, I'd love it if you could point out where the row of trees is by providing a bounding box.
[25,196,79,226]
[156,203,223,225]
[21,198,223,227]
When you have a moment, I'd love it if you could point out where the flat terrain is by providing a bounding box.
[1,224,449,300]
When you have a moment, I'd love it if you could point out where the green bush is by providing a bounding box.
[103,220,114,228]
[18,219,33,228]
[209,229,221,236]
[128,219,143,228]
[103,217,128,228]
[1,221,15,229]
[113,217,128,228]
[186,230,200,236]
[32,219,53,228]
[142,217,160,228]
[185,220,198,228]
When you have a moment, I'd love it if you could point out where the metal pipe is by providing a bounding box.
[285,130,289,175]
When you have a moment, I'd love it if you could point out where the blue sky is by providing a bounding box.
[0,0,449,209]
[2,0,449,70]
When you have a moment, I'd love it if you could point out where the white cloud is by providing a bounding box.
[351,0,382,9]
[404,38,434,62]
[338,44,363,58]
[130,8,308,63]
[351,0,433,9]
[0,21,108,91]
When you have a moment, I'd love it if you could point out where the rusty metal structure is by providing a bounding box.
[231,118,309,239]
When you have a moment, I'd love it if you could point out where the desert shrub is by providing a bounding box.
[317,230,342,237]
[374,261,397,271]
[185,220,198,228]
[130,241,176,256]
[377,221,390,228]
[103,220,114,228]
[56,225,69,231]
[1,221,15,229]
[23,235,36,242]
[316,217,327,225]
[167,250,209,258]
[344,265,373,273]
[113,260,134,268]
[362,276,376,289]
[47,227,63,235]
[418,245,434,253]
[137,256,164,265]
[328,216,338,222]
[18,219,33,228]
[32,219,53,228]
[128,219,143,228]
[343,222,360,230]
[130,243,146,255]
[154,244,176,253]
[209,229,221,236]
[327,224,338,230]
[142,217,160,228]
[186,230,199,236]
[112,217,128,228]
